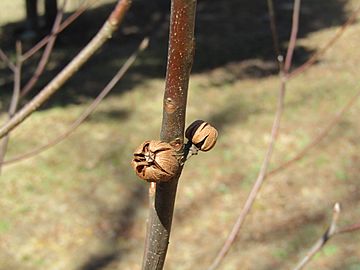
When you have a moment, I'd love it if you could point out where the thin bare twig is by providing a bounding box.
[267,88,360,177]
[336,222,360,234]
[208,1,302,269]
[283,0,301,73]
[294,205,360,270]
[0,38,149,166]
[0,42,22,173]
[289,5,360,79]
[0,0,131,140]
[20,2,66,97]
[293,203,341,270]
[22,0,96,61]
[0,48,16,72]
[257,0,360,219]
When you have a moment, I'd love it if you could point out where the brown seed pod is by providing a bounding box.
[131,140,179,182]
[185,120,218,151]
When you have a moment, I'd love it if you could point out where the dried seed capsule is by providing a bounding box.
[131,140,179,182]
[185,120,218,151]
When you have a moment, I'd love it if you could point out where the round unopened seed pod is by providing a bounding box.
[131,140,179,182]
[185,120,218,151]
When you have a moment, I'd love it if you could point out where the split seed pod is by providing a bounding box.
[185,120,218,151]
[131,140,179,182]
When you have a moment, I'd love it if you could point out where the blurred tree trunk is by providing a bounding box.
[25,0,58,33]
[25,0,38,32]
[44,0,58,30]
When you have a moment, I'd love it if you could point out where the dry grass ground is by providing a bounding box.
[0,0,359,269]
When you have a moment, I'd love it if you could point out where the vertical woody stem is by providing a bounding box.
[142,0,197,269]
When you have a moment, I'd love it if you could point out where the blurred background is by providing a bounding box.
[0,0,359,269]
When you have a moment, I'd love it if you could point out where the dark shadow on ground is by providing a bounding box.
[78,181,147,270]
[0,0,351,111]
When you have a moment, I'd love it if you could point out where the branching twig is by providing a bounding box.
[294,205,360,270]
[0,0,131,140]
[289,5,360,79]
[293,203,341,270]
[22,0,96,61]
[20,2,66,97]
[267,89,360,177]
[0,38,149,166]
[337,222,360,234]
[207,1,302,269]
[0,42,23,173]
[142,0,197,269]
[0,48,16,72]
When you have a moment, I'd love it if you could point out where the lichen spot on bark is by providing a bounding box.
[165,97,176,113]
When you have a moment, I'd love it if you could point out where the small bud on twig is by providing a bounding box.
[131,140,179,182]
[185,120,218,152]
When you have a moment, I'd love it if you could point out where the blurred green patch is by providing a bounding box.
[0,220,11,233]
[335,169,348,181]
[272,247,288,260]
[313,245,338,260]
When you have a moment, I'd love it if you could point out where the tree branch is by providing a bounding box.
[267,88,360,177]
[0,0,131,140]
[208,1,301,269]
[293,205,360,270]
[0,42,22,173]
[22,0,96,61]
[293,203,360,270]
[20,2,65,97]
[0,48,16,72]
[142,0,197,269]
[289,5,360,79]
[0,38,149,166]
[337,222,360,234]
[292,203,341,270]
